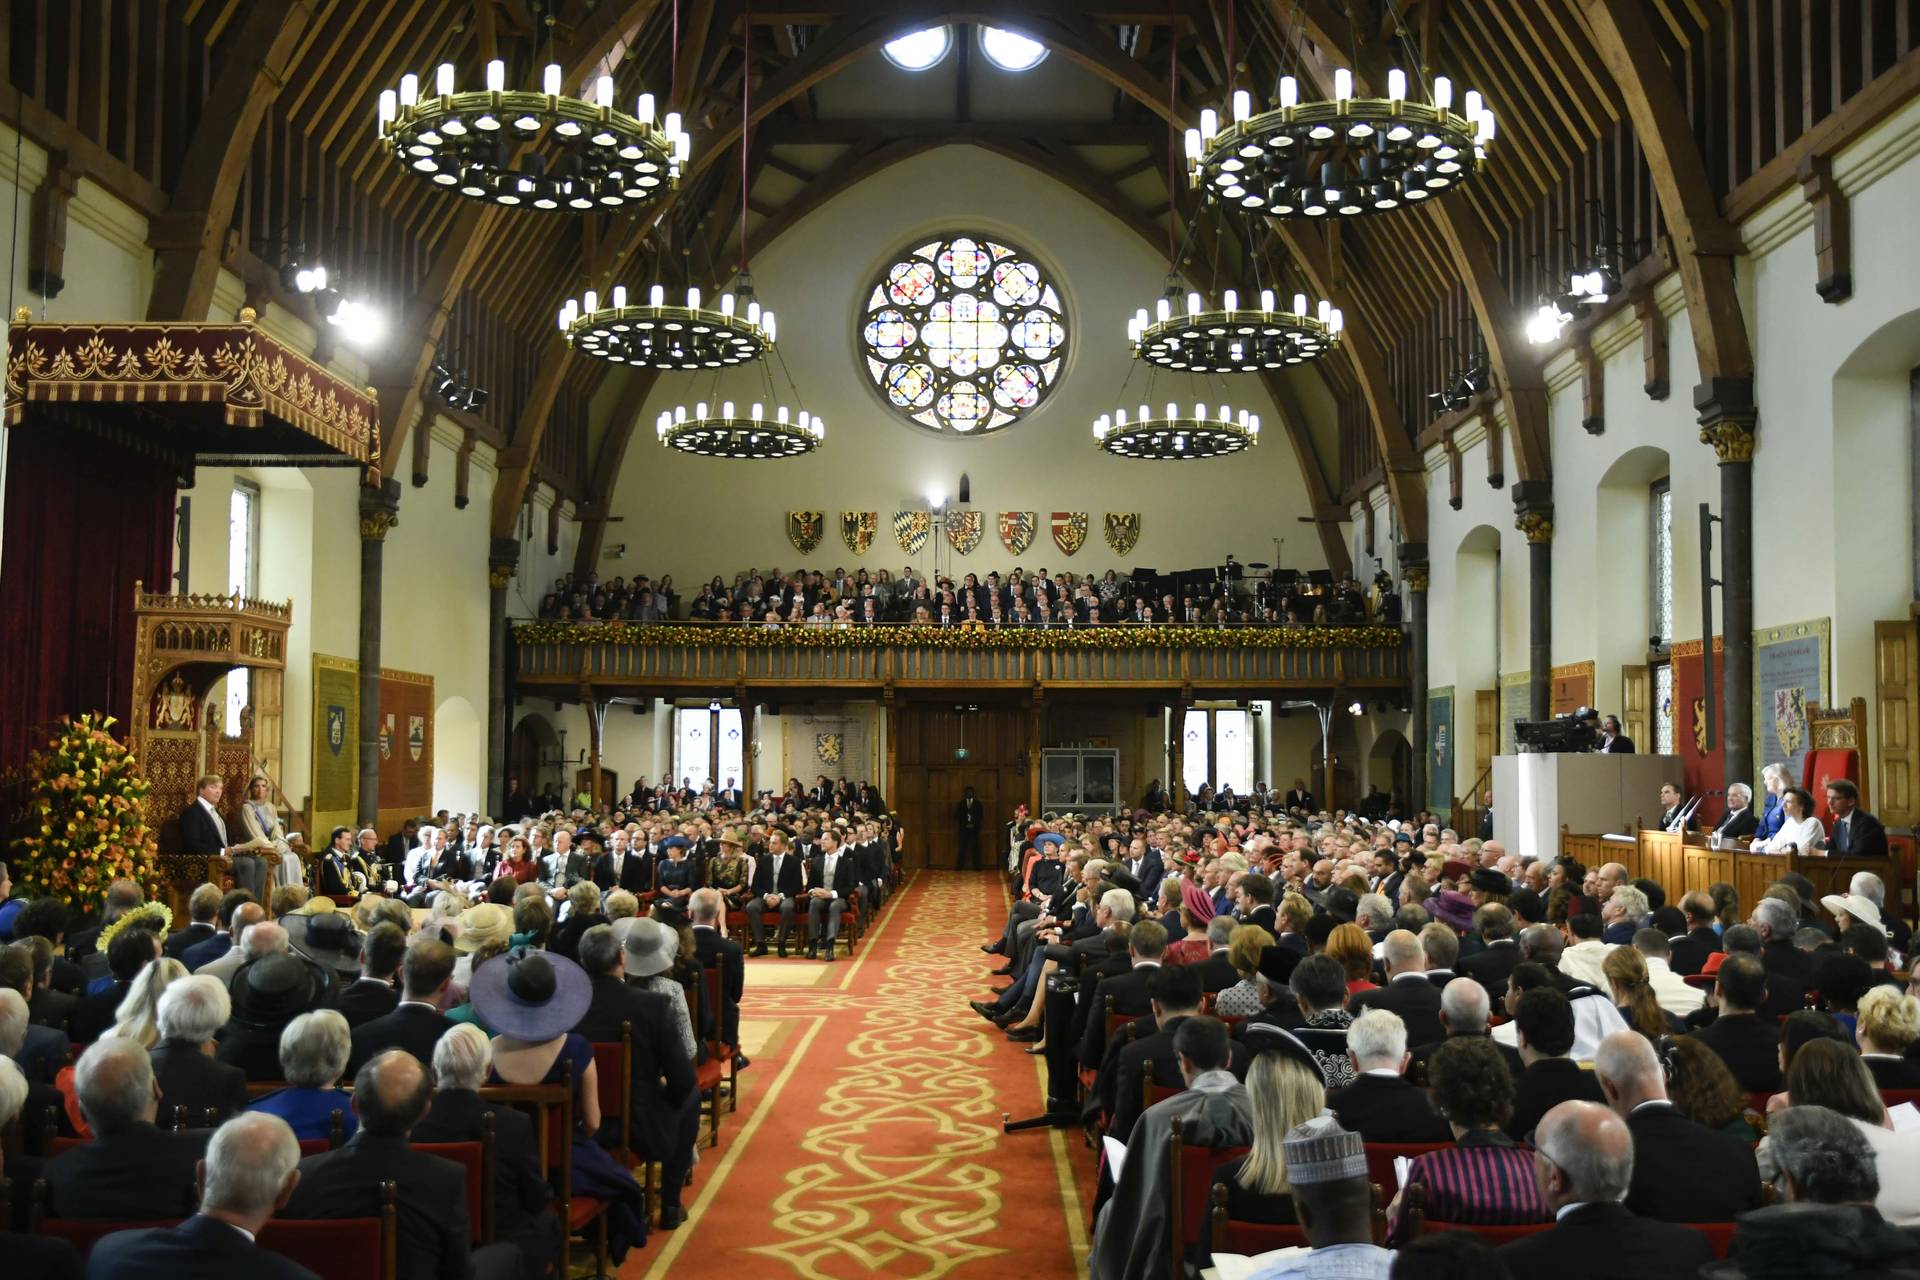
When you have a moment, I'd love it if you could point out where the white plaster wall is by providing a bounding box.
[601,144,1329,587]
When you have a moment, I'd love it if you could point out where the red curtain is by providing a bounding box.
[1673,643,1728,827]
[0,417,175,778]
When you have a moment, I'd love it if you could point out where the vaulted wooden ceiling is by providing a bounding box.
[9,0,1917,553]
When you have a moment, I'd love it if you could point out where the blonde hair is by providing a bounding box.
[106,956,187,1050]
[1277,892,1313,932]
[1858,984,1920,1054]
[1228,924,1277,976]
[1234,1052,1327,1195]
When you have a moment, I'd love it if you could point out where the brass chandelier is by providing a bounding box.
[559,281,773,370]
[1094,401,1261,460]
[377,60,688,211]
[1187,72,1494,219]
[655,400,824,459]
[1129,283,1342,373]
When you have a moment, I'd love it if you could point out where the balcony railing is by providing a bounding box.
[511,621,1407,693]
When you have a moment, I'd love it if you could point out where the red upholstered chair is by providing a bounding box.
[591,1022,661,1218]
[415,1117,494,1244]
[1166,1114,1252,1280]
[1362,1142,1447,1201]
[1883,1089,1920,1112]
[1405,1184,1552,1246]
[481,1063,607,1278]
[1688,1222,1738,1259]
[1802,697,1868,826]
[687,980,727,1148]
[702,964,744,1115]
[1144,1080,1183,1113]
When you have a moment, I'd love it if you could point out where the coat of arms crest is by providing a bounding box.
[408,714,425,763]
[1051,511,1087,556]
[1000,511,1036,555]
[841,511,878,555]
[815,732,843,766]
[947,510,983,555]
[787,511,824,555]
[1104,512,1142,555]
[894,510,931,555]
[1774,686,1806,757]
[326,705,346,756]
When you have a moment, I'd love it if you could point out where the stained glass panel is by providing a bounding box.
[1651,480,1673,645]
[1653,662,1676,756]
[1214,709,1252,795]
[673,708,712,792]
[717,709,744,791]
[1183,709,1210,799]
[860,233,1067,433]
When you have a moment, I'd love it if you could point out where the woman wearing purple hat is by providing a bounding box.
[473,948,648,1261]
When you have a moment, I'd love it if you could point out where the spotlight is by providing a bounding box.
[326,296,387,347]
[1348,700,1364,715]
[429,361,489,413]
[279,253,329,296]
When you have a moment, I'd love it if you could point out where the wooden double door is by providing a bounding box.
[892,704,1028,871]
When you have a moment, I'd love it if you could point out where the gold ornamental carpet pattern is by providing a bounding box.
[634,872,1084,1280]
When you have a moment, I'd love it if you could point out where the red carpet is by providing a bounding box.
[628,871,1086,1279]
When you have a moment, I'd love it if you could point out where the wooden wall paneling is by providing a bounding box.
[1621,663,1649,750]
[1876,619,1918,827]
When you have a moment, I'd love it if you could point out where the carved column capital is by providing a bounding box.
[1402,564,1430,593]
[1695,375,1758,464]
[1511,481,1555,544]
[488,534,520,591]
[358,478,401,542]
[1516,512,1555,544]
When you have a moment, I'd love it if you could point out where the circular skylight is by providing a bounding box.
[980,26,1049,72]
[882,26,953,72]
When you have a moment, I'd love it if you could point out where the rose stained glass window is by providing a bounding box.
[860,234,1066,434]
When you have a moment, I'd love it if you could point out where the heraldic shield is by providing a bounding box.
[947,510,983,554]
[1105,512,1141,555]
[1000,511,1036,555]
[1051,511,1087,555]
[841,511,877,555]
[894,510,931,554]
[787,511,824,555]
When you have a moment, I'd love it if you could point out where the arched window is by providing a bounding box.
[859,234,1067,435]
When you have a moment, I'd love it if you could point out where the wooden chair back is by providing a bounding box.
[1166,1114,1252,1280]
[1208,1183,1309,1254]
[1405,1183,1551,1246]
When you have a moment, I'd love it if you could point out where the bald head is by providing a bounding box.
[240,919,288,959]
[352,1049,433,1137]
[229,901,266,939]
[1440,977,1491,1033]
[1535,1101,1634,1207]
[1592,1030,1665,1113]
[201,1111,302,1221]
[1382,929,1425,976]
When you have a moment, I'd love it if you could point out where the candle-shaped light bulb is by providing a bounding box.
[637,93,655,124]
[687,285,701,308]
[1139,404,1150,423]
[751,402,763,419]
[611,285,627,309]
[674,132,690,163]
[1186,292,1202,316]
[399,73,419,106]
[695,401,708,420]
[1223,289,1238,312]
[1334,68,1353,101]
[486,59,505,92]
[798,411,810,429]
[1260,289,1275,312]
[1219,405,1230,421]
[776,405,789,423]
[720,293,735,316]
[1464,89,1483,121]
[1433,76,1453,110]
[764,312,776,342]
[435,63,455,96]
[582,290,598,313]
[1200,107,1218,141]
[1184,128,1202,159]
[721,400,735,419]
[1233,89,1251,122]
[1167,402,1178,420]
[1330,308,1344,332]
[1280,76,1298,108]
[664,111,682,139]
[675,405,687,423]
[543,64,562,97]
[1117,408,1129,425]
[1387,68,1407,102]
[595,75,613,108]
[1317,299,1332,322]
[1156,297,1171,323]
[649,284,665,306]
[378,89,397,127]
[1293,292,1308,316]
[1479,113,1497,143]
[746,299,761,326]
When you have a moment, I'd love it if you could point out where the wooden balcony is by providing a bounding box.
[511,621,1407,699]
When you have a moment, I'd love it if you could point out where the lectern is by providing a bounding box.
[1492,752,1681,860]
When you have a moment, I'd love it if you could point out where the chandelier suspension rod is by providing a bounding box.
[740,0,751,273]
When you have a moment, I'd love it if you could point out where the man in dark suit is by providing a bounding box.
[1667,893,1724,977]
[1824,779,1889,857]
[1750,898,1813,1019]
[746,830,805,957]
[182,890,256,973]
[573,925,699,1229]
[1457,904,1522,999]
[1349,930,1445,1047]
[1105,966,1250,1141]
[343,937,456,1076]
[43,1038,209,1220]
[284,1050,518,1280]
[716,778,743,810]
[804,829,857,961]
[1593,1030,1763,1223]
[149,973,250,1124]
[164,883,223,960]
[955,787,985,871]
[1689,954,1784,1092]
[1506,988,1605,1141]
[414,1024,560,1274]
[1327,1006,1449,1143]
[1284,779,1314,810]
[689,888,745,1049]
[1597,716,1636,754]
[1233,872,1276,935]
[1409,977,1524,1082]
[1656,782,1696,832]
[178,773,266,903]
[1496,1101,1714,1280]
[329,922,404,1027]
[1712,783,1760,841]
[1075,920,1168,1069]
[88,1111,319,1279]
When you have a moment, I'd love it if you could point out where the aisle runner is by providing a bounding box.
[638,872,1084,1280]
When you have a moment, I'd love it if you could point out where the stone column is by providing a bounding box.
[486,535,519,816]
[1402,548,1430,811]
[1700,378,1758,790]
[356,480,401,830]
[1513,481,1555,721]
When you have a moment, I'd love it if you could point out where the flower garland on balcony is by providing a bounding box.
[512,622,1404,650]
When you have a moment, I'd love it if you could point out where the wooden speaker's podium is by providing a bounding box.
[1491,751,1681,860]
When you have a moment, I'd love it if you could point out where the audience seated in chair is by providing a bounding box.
[149,974,249,1124]
[43,1038,208,1220]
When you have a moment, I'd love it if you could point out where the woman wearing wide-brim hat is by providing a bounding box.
[471,947,649,1259]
